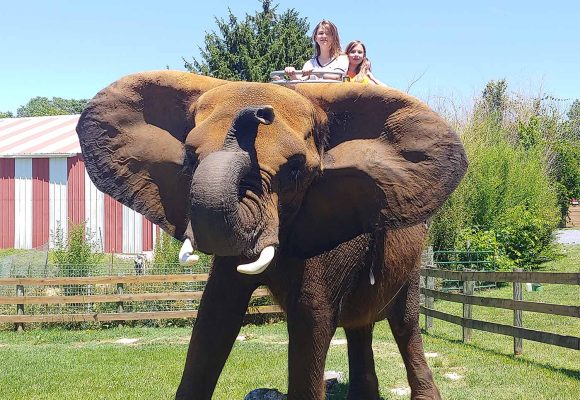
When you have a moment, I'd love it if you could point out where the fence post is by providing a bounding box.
[462,276,474,343]
[116,282,124,327]
[513,268,523,355]
[16,284,24,332]
[425,270,434,332]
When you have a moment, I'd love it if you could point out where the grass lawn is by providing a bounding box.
[0,246,578,399]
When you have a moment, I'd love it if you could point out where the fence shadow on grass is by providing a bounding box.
[423,331,580,380]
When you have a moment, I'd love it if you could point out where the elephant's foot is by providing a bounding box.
[406,370,441,400]
[409,386,442,400]
[346,381,381,400]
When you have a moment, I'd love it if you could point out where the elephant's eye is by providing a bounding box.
[281,155,307,190]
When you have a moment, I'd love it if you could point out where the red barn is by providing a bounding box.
[0,115,156,254]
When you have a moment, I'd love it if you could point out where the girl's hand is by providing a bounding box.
[284,66,297,79]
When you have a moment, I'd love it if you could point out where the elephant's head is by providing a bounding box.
[77,71,467,272]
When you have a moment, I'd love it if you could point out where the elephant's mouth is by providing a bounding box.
[179,239,276,275]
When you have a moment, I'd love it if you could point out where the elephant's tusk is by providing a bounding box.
[179,239,199,264]
[236,246,275,275]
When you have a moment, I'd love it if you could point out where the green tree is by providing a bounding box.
[477,79,508,127]
[565,99,580,140]
[185,0,312,82]
[567,99,580,121]
[0,111,13,118]
[17,96,88,117]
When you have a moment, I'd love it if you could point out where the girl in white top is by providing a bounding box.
[285,20,348,81]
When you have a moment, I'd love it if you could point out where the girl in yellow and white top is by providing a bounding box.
[285,20,348,81]
[344,40,385,85]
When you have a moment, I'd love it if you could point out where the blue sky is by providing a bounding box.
[1,0,578,114]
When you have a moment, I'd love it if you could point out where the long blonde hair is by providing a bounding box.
[312,20,342,58]
[345,40,371,82]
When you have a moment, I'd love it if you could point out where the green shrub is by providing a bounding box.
[429,82,563,269]
[152,231,182,269]
[50,221,104,277]
[495,205,559,269]
[453,228,513,272]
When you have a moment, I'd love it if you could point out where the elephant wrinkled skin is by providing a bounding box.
[77,71,467,400]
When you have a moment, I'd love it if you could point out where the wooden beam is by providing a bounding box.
[0,305,284,323]
[420,269,579,285]
[0,274,209,286]
[0,288,271,305]
[420,288,579,318]
[420,306,579,350]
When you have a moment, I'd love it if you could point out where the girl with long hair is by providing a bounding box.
[284,20,348,81]
[344,40,384,85]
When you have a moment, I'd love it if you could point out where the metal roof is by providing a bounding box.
[0,115,81,157]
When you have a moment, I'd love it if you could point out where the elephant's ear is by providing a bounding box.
[288,83,467,257]
[76,71,226,240]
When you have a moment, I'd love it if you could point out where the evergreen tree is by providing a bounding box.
[184,0,312,82]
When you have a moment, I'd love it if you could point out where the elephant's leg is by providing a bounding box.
[286,296,337,400]
[344,324,380,400]
[175,258,257,400]
[387,276,441,400]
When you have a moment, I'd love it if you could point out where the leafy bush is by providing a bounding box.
[429,81,564,270]
[152,231,182,268]
[51,221,104,277]
[495,205,559,269]
[453,228,512,271]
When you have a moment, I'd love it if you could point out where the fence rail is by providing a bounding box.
[420,268,580,352]
[0,274,282,329]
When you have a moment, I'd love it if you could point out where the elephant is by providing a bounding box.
[76,70,467,400]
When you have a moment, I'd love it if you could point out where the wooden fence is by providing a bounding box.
[420,268,580,353]
[0,273,282,330]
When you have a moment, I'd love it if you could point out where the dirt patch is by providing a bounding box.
[444,372,464,381]
[115,338,140,345]
[390,387,411,396]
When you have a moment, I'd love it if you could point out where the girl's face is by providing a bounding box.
[348,44,365,66]
[315,25,332,48]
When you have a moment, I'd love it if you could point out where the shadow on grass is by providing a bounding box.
[423,331,580,380]
[327,382,386,400]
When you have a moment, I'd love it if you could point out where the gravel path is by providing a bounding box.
[555,229,580,244]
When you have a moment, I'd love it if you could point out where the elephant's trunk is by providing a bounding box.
[190,150,253,256]
[189,106,276,258]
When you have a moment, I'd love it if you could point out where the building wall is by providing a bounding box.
[14,158,33,249]
[0,159,15,248]
[49,157,68,243]
[85,167,105,249]
[0,154,155,252]
[32,158,49,248]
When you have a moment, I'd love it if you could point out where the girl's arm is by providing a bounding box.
[367,71,386,86]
